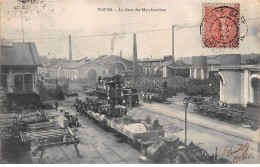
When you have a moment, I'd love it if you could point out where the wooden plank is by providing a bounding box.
[38,139,80,148]
[24,134,69,141]
[23,132,68,140]
[22,131,69,139]
[23,131,68,137]
[23,132,67,139]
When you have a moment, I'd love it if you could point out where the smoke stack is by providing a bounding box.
[120,50,122,58]
[172,26,175,64]
[69,35,72,60]
[133,34,138,73]
[111,48,113,56]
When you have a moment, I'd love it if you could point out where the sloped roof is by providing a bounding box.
[63,58,91,68]
[166,60,190,69]
[0,42,42,66]
[177,54,260,65]
[142,58,163,62]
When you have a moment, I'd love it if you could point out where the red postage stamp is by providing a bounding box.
[202,3,240,48]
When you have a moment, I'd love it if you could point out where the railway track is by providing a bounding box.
[80,136,129,164]
[90,142,110,164]
[59,146,75,164]
[101,142,129,164]
[142,108,259,144]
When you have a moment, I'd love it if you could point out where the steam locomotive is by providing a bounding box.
[96,74,139,107]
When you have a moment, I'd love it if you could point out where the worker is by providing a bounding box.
[55,100,59,111]
[149,94,152,103]
[122,100,126,106]
[36,111,40,117]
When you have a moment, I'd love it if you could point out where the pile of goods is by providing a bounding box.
[124,123,147,134]
[190,97,260,129]
[124,76,219,97]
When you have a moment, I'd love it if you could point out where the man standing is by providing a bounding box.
[149,94,152,103]
[55,100,59,111]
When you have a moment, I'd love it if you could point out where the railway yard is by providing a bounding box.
[1,0,260,165]
[1,82,259,164]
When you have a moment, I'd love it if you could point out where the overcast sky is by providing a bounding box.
[1,0,260,60]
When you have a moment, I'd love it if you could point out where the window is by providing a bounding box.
[14,74,24,93]
[24,74,33,93]
[252,78,260,104]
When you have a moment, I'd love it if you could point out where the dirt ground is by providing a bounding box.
[1,83,259,164]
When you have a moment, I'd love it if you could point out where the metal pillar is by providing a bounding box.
[172,25,175,64]
[183,101,188,145]
[185,106,187,145]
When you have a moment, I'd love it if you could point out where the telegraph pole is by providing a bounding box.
[183,100,188,145]
[21,4,25,42]
[172,25,175,64]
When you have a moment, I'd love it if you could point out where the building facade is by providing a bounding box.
[38,55,140,81]
[219,65,260,106]
[139,55,173,75]
[0,41,42,94]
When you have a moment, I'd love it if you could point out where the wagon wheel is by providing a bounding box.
[210,111,217,118]
[152,150,165,163]
[191,147,210,163]
[127,138,134,146]
[162,156,171,164]
[162,150,174,164]
[215,158,232,164]
[172,151,190,164]
[232,114,241,124]
[206,110,211,117]
[226,114,233,123]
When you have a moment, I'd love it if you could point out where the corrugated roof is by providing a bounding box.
[0,42,42,66]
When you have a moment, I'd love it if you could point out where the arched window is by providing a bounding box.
[252,78,260,104]
[88,69,97,81]
[24,74,33,93]
[14,74,24,93]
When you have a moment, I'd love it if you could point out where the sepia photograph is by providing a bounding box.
[0,0,259,164]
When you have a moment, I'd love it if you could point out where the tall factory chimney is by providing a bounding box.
[120,50,122,58]
[172,25,175,64]
[69,35,72,60]
[133,34,138,73]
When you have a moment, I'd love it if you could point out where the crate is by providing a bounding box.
[58,115,69,129]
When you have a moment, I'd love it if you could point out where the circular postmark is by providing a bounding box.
[200,4,248,48]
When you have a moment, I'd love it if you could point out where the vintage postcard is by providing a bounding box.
[0,0,259,165]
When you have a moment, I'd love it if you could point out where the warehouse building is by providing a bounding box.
[77,55,140,81]
[218,54,260,106]
[0,40,42,94]
[178,54,260,80]
[39,55,141,82]
[139,55,173,75]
